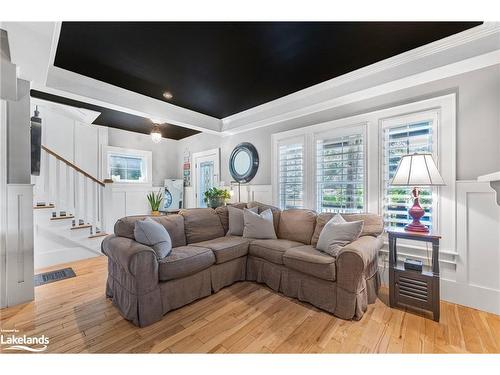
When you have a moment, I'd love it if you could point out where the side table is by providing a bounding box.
[387,228,441,322]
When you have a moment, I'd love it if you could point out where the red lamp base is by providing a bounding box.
[405,187,429,233]
[405,222,429,233]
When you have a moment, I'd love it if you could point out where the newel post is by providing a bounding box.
[101,179,114,234]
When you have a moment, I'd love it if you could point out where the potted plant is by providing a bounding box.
[147,189,163,216]
[204,187,231,208]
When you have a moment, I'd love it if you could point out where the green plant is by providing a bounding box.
[203,187,231,204]
[147,189,163,211]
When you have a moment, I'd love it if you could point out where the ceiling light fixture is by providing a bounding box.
[151,125,162,143]
[150,123,162,143]
[162,91,173,100]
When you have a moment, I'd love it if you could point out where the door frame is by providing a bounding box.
[192,148,221,208]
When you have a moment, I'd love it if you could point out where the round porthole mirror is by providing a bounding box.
[229,142,259,183]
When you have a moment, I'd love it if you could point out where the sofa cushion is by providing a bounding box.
[311,212,383,247]
[191,235,250,264]
[283,245,336,281]
[215,203,247,234]
[316,214,364,257]
[134,217,172,259]
[278,209,317,244]
[243,209,277,239]
[227,206,258,236]
[180,208,225,243]
[158,246,215,281]
[249,239,303,264]
[114,214,186,248]
[247,201,281,233]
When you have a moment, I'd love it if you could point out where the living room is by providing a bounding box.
[1,0,499,372]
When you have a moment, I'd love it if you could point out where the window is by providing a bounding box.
[109,154,145,183]
[382,118,434,230]
[278,140,304,209]
[104,146,152,185]
[316,131,364,213]
[273,95,454,246]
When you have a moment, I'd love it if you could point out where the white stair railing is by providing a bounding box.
[37,145,113,238]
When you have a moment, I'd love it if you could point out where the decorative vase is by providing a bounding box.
[151,210,161,216]
[207,197,225,209]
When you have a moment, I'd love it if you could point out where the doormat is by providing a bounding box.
[34,267,76,287]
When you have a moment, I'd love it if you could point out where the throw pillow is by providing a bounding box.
[316,214,364,257]
[134,217,172,259]
[243,208,277,239]
[227,206,258,236]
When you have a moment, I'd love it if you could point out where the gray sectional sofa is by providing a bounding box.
[101,202,384,327]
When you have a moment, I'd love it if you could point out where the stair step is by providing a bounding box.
[34,204,55,210]
[50,215,75,221]
[88,232,108,239]
[70,224,92,230]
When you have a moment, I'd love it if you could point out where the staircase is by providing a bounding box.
[33,145,114,269]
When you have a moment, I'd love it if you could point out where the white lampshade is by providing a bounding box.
[390,153,445,186]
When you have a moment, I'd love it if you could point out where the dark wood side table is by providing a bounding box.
[387,228,441,322]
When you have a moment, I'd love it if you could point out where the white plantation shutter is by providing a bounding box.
[278,141,304,209]
[383,120,434,229]
[316,131,364,213]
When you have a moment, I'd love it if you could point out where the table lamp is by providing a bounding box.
[390,153,445,233]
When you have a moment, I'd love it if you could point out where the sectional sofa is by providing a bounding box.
[101,202,384,327]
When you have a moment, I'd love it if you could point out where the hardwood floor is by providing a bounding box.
[1,256,499,354]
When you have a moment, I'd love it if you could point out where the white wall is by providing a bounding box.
[179,64,500,184]
[107,128,181,186]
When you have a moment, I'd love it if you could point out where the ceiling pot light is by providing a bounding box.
[162,91,173,100]
[150,125,162,143]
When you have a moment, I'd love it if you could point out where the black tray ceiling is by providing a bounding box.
[30,90,200,140]
[55,22,482,119]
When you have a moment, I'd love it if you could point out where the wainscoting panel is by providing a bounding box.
[247,185,273,205]
[5,184,34,306]
[452,181,500,314]
[109,185,159,226]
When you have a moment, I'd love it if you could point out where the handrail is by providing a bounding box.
[42,145,107,187]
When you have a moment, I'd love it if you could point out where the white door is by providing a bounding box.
[192,149,220,208]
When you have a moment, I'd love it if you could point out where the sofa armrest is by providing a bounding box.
[101,234,159,294]
[336,235,383,293]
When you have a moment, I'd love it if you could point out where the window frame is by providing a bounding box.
[379,110,440,232]
[102,145,153,186]
[272,93,456,256]
[274,135,307,209]
[313,123,367,213]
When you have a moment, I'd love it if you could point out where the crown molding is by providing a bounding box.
[221,49,500,136]
[31,96,101,124]
[6,21,499,138]
[45,66,223,134]
[222,22,500,133]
